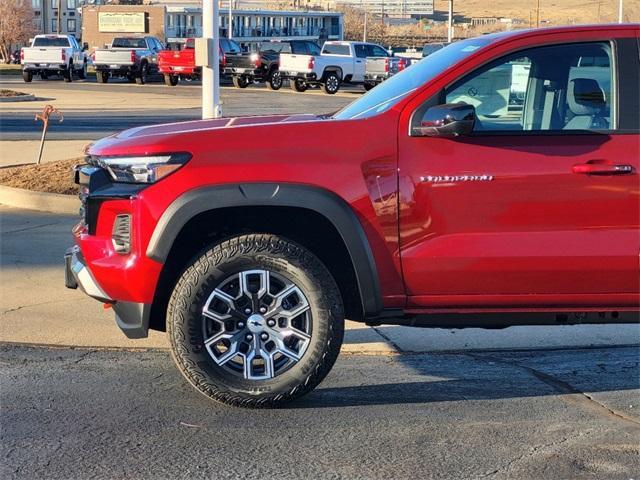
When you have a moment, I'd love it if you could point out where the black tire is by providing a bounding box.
[289,78,308,92]
[63,64,73,83]
[363,82,375,91]
[135,63,148,85]
[322,72,340,94]
[167,234,345,408]
[22,70,33,83]
[266,69,282,90]
[96,71,109,83]
[164,74,179,86]
[78,61,87,79]
[231,75,249,88]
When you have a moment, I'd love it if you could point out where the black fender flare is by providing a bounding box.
[146,183,383,316]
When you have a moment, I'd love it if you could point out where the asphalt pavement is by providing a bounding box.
[1,344,638,479]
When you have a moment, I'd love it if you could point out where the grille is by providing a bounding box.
[112,214,132,254]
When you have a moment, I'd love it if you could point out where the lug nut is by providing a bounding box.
[238,322,244,328]
[259,306,267,314]
[267,319,276,327]
[260,333,269,341]
[244,308,251,314]
[245,333,253,341]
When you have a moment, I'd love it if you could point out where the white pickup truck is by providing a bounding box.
[21,34,88,83]
[279,41,392,94]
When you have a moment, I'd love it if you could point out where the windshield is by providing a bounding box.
[33,37,71,47]
[333,37,493,120]
[112,38,147,49]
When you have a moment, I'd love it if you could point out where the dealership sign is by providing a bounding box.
[98,12,146,33]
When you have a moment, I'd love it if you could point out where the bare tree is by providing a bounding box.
[0,0,36,64]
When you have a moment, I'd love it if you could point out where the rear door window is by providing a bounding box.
[307,42,321,56]
[354,45,368,58]
[368,45,389,57]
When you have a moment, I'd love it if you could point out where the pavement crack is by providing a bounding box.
[465,352,640,428]
[1,299,68,316]
[476,433,583,479]
[2,222,63,234]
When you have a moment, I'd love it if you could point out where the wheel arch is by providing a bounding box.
[146,184,382,330]
[322,66,343,81]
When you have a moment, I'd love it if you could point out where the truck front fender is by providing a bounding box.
[145,183,383,316]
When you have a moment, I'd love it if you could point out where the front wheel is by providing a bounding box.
[363,82,375,91]
[63,64,73,83]
[164,74,179,86]
[232,75,249,88]
[135,63,148,85]
[266,69,282,90]
[167,234,345,408]
[22,70,33,83]
[289,78,308,92]
[96,71,109,83]
[77,61,87,79]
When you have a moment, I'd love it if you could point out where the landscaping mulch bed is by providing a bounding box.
[0,158,81,195]
[0,89,29,97]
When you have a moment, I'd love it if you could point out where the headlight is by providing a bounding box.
[88,152,191,183]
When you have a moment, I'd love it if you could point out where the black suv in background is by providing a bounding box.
[226,40,321,90]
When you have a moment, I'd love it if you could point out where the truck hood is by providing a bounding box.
[88,113,325,156]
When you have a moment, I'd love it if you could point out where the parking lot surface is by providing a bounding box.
[2,344,638,479]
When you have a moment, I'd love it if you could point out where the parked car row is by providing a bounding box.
[20,35,413,93]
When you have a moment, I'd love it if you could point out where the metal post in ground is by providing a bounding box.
[34,105,64,165]
[447,0,454,43]
[202,0,221,119]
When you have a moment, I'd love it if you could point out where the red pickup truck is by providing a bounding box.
[158,38,242,86]
[66,25,639,408]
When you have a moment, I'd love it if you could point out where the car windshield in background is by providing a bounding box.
[333,37,494,120]
[323,44,350,55]
[33,37,71,47]
[112,38,147,49]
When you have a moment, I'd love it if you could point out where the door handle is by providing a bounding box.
[572,161,634,175]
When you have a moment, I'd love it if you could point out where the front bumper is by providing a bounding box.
[65,245,112,302]
[65,246,151,339]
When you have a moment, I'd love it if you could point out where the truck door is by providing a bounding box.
[353,44,367,82]
[398,39,640,307]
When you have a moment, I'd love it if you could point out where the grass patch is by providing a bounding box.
[0,158,80,195]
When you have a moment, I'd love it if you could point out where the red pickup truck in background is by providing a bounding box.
[66,25,640,408]
[158,37,242,86]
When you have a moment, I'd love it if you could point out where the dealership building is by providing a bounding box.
[78,2,342,51]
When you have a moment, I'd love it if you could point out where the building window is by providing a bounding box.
[51,19,57,32]
[32,0,42,8]
[67,19,76,32]
[67,0,76,8]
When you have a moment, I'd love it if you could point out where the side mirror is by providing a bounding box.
[414,103,476,137]
[82,42,89,51]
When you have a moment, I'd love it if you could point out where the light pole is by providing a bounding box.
[228,0,233,38]
[202,0,221,119]
[618,0,624,23]
[447,0,453,43]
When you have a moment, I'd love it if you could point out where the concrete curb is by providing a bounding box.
[0,185,77,214]
[0,94,36,102]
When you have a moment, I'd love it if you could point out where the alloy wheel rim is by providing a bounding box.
[202,269,312,380]
[272,72,282,88]
[327,76,338,91]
